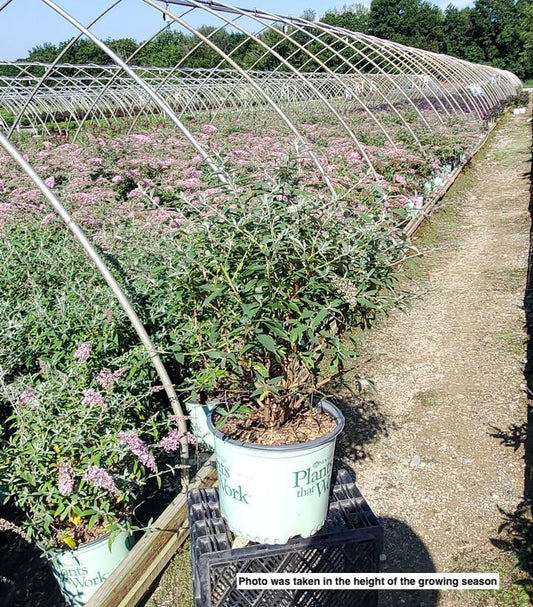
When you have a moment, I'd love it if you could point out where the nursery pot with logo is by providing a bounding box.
[207,398,344,544]
[185,399,218,450]
[48,529,134,606]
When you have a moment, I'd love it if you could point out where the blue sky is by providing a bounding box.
[0,0,468,62]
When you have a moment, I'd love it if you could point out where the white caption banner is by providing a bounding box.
[237,573,500,590]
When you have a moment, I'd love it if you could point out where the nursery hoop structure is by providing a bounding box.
[0,0,523,459]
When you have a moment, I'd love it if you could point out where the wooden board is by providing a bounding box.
[85,455,217,607]
[403,123,496,238]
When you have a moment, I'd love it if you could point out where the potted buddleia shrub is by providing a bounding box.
[168,184,409,544]
[0,344,191,606]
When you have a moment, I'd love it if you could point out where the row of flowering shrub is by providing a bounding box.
[0,102,486,231]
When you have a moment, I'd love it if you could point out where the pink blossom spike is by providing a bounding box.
[57,461,75,496]
[84,465,119,496]
[118,430,157,472]
[17,388,35,407]
[160,428,181,452]
[81,388,106,411]
[74,342,92,361]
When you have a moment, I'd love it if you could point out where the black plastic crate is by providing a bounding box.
[187,469,383,607]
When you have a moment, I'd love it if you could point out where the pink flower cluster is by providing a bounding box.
[118,430,156,472]
[17,388,35,407]
[74,342,92,361]
[96,367,126,392]
[84,465,119,496]
[160,428,181,452]
[160,428,197,451]
[81,388,106,410]
[57,461,75,496]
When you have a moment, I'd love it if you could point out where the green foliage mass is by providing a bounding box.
[0,222,135,383]
[367,0,444,53]
[165,187,410,427]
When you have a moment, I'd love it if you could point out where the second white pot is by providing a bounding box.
[185,399,218,450]
[48,528,134,606]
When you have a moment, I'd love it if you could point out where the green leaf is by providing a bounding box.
[206,350,230,360]
[289,325,306,344]
[204,287,225,306]
[357,296,377,308]
[256,333,277,353]
[252,362,269,378]
[310,307,329,329]
[262,320,289,340]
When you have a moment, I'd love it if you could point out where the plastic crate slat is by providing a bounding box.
[331,468,355,485]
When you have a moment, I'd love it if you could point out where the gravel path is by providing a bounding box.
[338,106,532,606]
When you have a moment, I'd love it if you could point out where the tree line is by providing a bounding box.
[7,0,533,82]
[322,0,532,81]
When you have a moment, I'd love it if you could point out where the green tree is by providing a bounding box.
[186,26,241,69]
[108,38,139,62]
[470,0,523,76]
[15,2,531,80]
[518,0,533,79]
[321,3,370,34]
[135,30,185,67]
[368,0,444,51]
[26,42,60,63]
[443,5,477,57]
[56,39,110,65]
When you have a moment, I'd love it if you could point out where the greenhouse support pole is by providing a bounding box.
[0,131,190,464]
[40,0,229,188]
[8,0,123,137]
[0,0,15,11]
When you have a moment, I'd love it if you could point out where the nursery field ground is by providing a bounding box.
[144,102,533,606]
[336,100,533,606]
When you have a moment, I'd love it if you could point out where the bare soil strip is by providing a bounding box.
[337,106,532,606]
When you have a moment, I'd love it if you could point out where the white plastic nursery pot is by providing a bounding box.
[185,399,218,450]
[423,179,433,194]
[207,398,345,544]
[432,174,444,188]
[48,529,134,606]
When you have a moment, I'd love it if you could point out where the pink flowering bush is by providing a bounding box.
[0,342,190,551]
